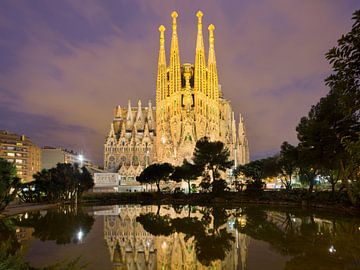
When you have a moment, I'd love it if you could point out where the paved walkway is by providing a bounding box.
[0,203,58,218]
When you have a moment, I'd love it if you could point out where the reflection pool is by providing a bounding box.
[1,204,360,269]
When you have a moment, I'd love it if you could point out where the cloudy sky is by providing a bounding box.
[1,0,359,165]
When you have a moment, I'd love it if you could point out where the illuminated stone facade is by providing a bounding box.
[104,11,249,177]
[99,205,250,270]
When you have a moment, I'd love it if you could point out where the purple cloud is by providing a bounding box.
[0,0,359,164]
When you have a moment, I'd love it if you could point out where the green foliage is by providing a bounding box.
[293,9,360,202]
[199,179,211,193]
[18,163,94,203]
[278,142,298,189]
[170,159,201,194]
[325,10,360,111]
[235,157,279,191]
[193,137,233,180]
[0,158,20,211]
[0,219,21,257]
[211,179,228,195]
[136,163,174,193]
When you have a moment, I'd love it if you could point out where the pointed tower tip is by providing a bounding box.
[196,10,203,19]
[208,24,215,31]
[171,11,178,19]
[159,25,165,32]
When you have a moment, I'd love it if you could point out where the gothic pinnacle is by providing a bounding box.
[195,10,206,94]
[196,10,203,24]
[171,11,178,31]
[169,10,181,95]
[159,25,165,47]
[208,24,215,46]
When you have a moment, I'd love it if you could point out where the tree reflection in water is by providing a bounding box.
[0,205,359,269]
[135,205,360,269]
[14,206,94,244]
[0,206,94,269]
[238,206,360,270]
[137,206,235,266]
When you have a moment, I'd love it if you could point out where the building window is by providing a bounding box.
[15,159,23,164]
[7,152,15,157]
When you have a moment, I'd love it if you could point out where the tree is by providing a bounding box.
[295,10,360,202]
[77,166,94,197]
[295,143,320,193]
[0,158,20,211]
[137,163,174,193]
[170,159,201,194]
[211,179,229,195]
[278,142,298,190]
[235,156,279,191]
[193,137,233,188]
[18,163,94,203]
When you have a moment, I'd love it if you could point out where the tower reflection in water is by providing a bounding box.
[96,205,249,270]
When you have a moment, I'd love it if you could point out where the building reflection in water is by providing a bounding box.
[95,205,250,270]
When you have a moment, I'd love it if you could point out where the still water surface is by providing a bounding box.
[1,204,360,270]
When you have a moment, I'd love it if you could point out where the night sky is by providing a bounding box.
[1,0,359,165]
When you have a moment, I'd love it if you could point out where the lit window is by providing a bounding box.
[15,159,23,164]
[16,153,22,157]
[16,142,23,146]
[7,152,15,157]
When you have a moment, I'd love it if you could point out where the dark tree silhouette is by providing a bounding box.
[136,163,174,193]
[0,158,20,211]
[170,159,201,194]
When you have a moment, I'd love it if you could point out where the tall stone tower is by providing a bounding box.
[104,11,250,177]
[155,11,249,165]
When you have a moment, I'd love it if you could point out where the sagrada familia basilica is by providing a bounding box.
[103,11,249,186]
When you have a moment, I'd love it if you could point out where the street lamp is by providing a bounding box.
[78,154,84,167]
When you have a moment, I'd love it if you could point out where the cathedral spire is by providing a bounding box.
[144,120,150,138]
[136,99,143,123]
[169,11,181,95]
[120,120,126,138]
[208,24,219,100]
[156,25,167,104]
[126,100,133,129]
[108,123,115,138]
[194,11,206,95]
